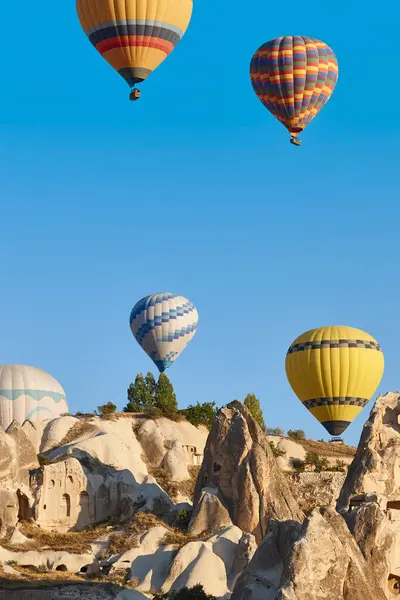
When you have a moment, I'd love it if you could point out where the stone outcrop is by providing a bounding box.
[40,416,80,453]
[334,392,400,597]
[232,507,387,600]
[0,490,19,537]
[137,419,166,467]
[337,392,400,511]
[113,524,255,597]
[188,488,232,535]
[193,401,304,542]
[31,453,172,531]
[288,472,346,512]
[161,441,190,482]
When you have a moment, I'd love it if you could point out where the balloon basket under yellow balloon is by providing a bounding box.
[290,136,301,146]
[130,89,141,101]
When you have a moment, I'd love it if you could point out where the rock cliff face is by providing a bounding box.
[336,392,400,597]
[193,401,304,543]
[338,392,400,511]
[232,507,387,600]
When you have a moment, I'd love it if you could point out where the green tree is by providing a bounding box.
[154,373,178,417]
[98,402,117,417]
[287,429,306,442]
[244,394,266,431]
[124,372,156,412]
[180,401,217,430]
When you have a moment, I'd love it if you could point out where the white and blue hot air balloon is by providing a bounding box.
[0,364,68,431]
[130,293,198,372]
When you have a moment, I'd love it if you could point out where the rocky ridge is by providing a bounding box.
[1,395,400,599]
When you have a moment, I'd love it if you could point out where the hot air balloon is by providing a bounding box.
[130,293,198,372]
[0,365,68,431]
[250,36,338,146]
[76,0,193,101]
[285,326,384,436]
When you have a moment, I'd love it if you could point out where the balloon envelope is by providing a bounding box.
[130,293,198,372]
[285,326,384,436]
[76,0,193,89]
[250,36,338,140]
[0,364,68,431]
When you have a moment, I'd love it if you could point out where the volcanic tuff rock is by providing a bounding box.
[232,507,387,600]
[188,488,232,535]
[335,392,400,597]
[161,440,191,482]
[337,392,400,511]
[193,401,304,543]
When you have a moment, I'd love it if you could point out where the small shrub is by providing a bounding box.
[97,402,117,417]
[304,451,329,473]
[291,458,305,472]
[266,427,285,436]
[269,441,286,458]
[326,459,346,473]
[38,453,51,466]
[154,584,218,600]
[176,509,190,529]
[287,429,306,442]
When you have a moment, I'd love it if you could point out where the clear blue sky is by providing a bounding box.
[1,0,399,446]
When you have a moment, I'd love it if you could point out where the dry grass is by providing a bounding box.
[0,522,110,554]
[148,465,200,502]
[107,532,139,555]
[298,439,356,457]
[58,421,100,448]
[162,529,209,548]
[1,563,139,589]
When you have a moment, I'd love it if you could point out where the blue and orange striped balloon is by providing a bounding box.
[76,0,192,96]
[250,36,338,145]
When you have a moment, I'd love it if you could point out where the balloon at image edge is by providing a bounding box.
[250,36,338,145]
[130,293,198,373]
[76,0,193,99]
[285,326,384,436]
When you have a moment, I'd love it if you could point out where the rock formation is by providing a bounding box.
[4,397,400,599]
[193,401,304,542]
[188,488,232,535]
[336,392,400,597]
[161,441,191,482]
[111,524,256,597]
[289,472,346,512]
[232,507,387,600]
[337,392,400,511]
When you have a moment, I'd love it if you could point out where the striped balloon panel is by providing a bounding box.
[250,36,338,135]
[130,293,198,372]
[285,326,384,435]
[77,0,193,86]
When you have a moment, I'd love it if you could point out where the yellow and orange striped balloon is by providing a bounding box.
[250,36,338,144]
[76,0,192,93]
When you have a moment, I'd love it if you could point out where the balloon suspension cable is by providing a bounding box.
[290,136,301,147]
[130,88,141,101]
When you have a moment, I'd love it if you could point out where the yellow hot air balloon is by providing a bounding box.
[285,326,384,436]
[76,0,193,101]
